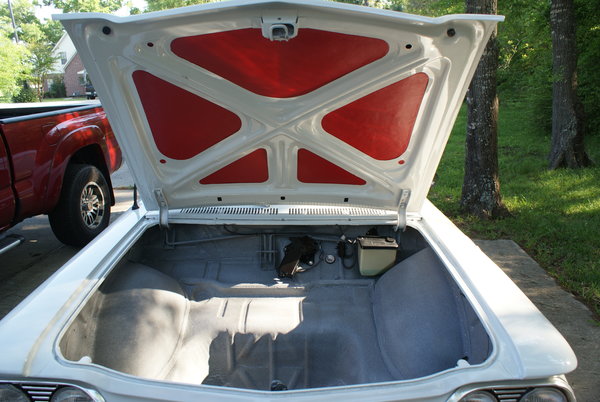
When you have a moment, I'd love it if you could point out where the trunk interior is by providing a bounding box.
[59,224,491,391]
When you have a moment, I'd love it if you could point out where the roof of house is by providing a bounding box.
[49,33,78,74]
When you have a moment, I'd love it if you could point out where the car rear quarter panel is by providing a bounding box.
[0,206,148,374]
[414,200,577,379]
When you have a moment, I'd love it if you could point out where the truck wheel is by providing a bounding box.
[49,164,111,247]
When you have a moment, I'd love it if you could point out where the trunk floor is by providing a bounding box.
[163,280,394,390]
[63,233,488,390]
[135,240,394,389]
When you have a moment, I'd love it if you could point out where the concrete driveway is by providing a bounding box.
[475,240,599,401]
[0,164,598,400]
[0,188,135,311]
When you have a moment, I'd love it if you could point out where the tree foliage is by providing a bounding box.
[0,0,61,101]
[0,0,39,29]
[0,35,30,101]
[145,0,214,12]
[397,0,462,15]
[47,77,66,98]
[26,25,58,100]
[42,0,126,13]
[12,81,38,102]
[575,0,600,138]
[40,19,65,44]
[350,0,598,142]
[0,2,31,101]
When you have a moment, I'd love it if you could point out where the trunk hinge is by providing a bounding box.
[154,188,169,229]
[395,189,411,232]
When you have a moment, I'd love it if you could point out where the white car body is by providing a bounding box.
[0,1,576,401]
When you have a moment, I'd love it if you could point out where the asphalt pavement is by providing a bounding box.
[0,164,598,401]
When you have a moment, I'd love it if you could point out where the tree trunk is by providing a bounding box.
[548,0,592,169]
[461,0,508,218]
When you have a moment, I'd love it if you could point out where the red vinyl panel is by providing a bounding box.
[132,71,242,160]
[321,73,429,160]
[297,149,366,185]
[199,149,268,184]
[171,28,389,98]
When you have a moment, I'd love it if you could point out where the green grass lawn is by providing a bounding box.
[430,100,600,318]
[42,97,88,102]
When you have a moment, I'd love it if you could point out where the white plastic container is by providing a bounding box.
[357,237,398,276]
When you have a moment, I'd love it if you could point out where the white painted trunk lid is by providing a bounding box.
[56,0,502,215]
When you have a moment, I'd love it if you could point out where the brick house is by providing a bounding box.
[46,33,87,97]
[63,54,87,97]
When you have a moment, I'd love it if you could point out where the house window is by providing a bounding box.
[60,52,67,65]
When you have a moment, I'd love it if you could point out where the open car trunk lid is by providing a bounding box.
[56,0,502,219]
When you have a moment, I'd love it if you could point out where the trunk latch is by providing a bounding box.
[261,16,298,41]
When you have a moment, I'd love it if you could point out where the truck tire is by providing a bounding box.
[49,164,111,247]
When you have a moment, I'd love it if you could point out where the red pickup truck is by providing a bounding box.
[0,101,121,252]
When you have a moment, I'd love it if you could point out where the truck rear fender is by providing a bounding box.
[45,126,115,210]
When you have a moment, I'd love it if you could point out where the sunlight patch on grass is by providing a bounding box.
[431,101,600,316]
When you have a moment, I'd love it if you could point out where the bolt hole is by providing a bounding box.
[217,197,222,202]
[159,159,166,164]
[447,28,456,37]
[344,197,349,202]
[280,196,286,200]
[398,160,405,165]
[405,44,412,49]
[147,42,154,47]
[102,26,111,35]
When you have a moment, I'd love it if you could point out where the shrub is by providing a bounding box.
[47,78,67,98]
[12,83,38,103]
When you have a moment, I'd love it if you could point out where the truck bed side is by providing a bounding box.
[0,104,121,229]
[0,127,15,231]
